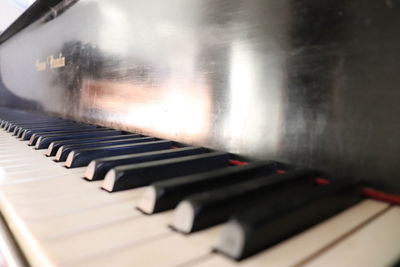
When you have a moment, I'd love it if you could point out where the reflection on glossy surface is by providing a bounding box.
[0,0,399,192]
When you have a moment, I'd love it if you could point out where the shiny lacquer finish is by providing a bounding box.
[0,0,399,192]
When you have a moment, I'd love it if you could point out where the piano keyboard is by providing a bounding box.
[0,109,399,267]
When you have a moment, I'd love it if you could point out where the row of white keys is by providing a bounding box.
[0,130,175,265]
[0,128,221,266]
[3,181,218,267]
[59,201,396,267]
[0,173,176,265]
[0,134,81,184]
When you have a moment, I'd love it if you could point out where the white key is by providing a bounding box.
[0,175,142,219]
[304,206,400,267]
[44,211,173,265]
[190,200,389,267]
[75,226,221,267]
[0,176,152,266]
[3,167,84,184]
[32,199,142,240]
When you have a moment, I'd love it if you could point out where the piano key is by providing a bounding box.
[0,138,30,145]
[54,136,157,162]
[138,161,279,214]
[0,210,26,267]
[14,121,78,137]
[171,170,320,233]
[0,145,39,153]
[34,130,123,149]
[13,123,41,136]
[0,156,50,165]
[4,168,84,185]
[46,133,142,156]
[12,186,140,221]
[3,120,42,131]
[75,226,221,267]
[29,127,113,146]
[66,140,174,168]
[1,176,141,220]
[190,200,389,267]
[215,182,362,260]
[15,127,29,137]
[47,211,174,265]
[0,149,39,158]
[21,124,96,140]
[4,121,54,132]
[102,151,230,192]
[14,122,71,136]
[0,143,86,184]
[0,162,65,174]
[84,146,209,181]
[0,165,173,263]
[0,158,80,177]
[0,178,163,266]
[6,120,63,132]
[30,199,143,240]
[2,118,59,125]
[0,149,62,162]
[304,206,400,267]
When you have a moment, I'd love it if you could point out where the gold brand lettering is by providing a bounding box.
[50,53,66,69]
[35,60,47,71]
[36,52,66,71]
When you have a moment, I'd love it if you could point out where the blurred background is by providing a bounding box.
[0,0,35,33]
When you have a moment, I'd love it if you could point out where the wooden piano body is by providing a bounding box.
[0,0,399,266]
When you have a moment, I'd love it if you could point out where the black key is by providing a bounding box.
[3,120,33,130]
[5,122,29,132]
[55,136,157,162]
[0,120,9,128]
[7,120,60,132]
[15,127,28,137]
[215,182,362,260]
[29,128,110,147]
[102,151,229,192]
[34,130,122,149]
[14,121,74,136]
[66,140,174,168]
[85,147,209,181]
[16,121,78,134]
[5,124,16,132]
[2,120,17,128]
[5,123,19,132]
[28,127,104,144]
[138,161,280,214]
[22,125,95,140]
[46,134,141,156]
[171,170,321,233]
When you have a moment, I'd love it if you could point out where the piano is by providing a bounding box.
[0,0,399,266]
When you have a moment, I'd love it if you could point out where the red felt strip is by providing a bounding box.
[362,187,400,205]
[229,160,248,166]
[275,169,286,174]
[314,178,330,185]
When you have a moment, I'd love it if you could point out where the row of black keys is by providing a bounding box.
[0,110,365,260]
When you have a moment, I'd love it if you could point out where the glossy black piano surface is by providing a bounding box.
[0,0,399,194]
